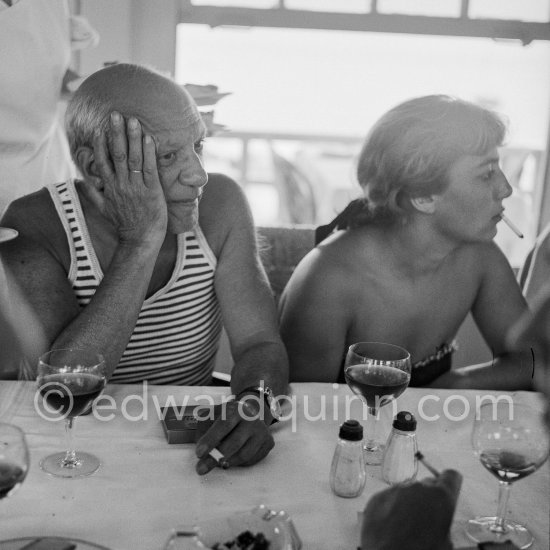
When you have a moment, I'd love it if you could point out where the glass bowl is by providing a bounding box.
[164,505,301,550]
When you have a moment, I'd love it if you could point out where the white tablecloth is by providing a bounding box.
[0,382,548,550]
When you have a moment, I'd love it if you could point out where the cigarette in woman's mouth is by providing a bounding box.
[500,213,524,239]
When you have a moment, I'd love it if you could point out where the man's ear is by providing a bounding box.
[410,195,436,214]
[75,147,103,191]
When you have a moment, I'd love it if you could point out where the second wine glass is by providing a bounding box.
[36,348,106,478]
[466,402,550,549]
[0,423,29,504]
[344,342,411,465]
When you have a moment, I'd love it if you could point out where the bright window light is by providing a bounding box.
[176,23,550,264]
[285,0,370,13]
[190,0,277,8]
[378,0,461,17]
[469,0,550,22]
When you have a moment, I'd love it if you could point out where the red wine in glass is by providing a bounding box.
[36,348,106,478]
[0,462,27,499]
[344,342,411,465]
[345,364,410,408]
[40,372,105,418]
[0,423,29,503]
[479,449,540,483]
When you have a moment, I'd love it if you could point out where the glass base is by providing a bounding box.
[466,516,534,549]
[40,451,101,478]
[363,443,384,465]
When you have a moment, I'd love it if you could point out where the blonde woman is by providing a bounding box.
[280,95,531,390]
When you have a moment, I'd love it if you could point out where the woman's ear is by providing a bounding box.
[75,147,103,191]
[410,195,436,214]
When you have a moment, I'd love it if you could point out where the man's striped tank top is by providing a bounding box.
[48,180,222,385]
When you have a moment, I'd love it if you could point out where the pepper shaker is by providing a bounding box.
[330,419,366,498]
[381,411,418,485]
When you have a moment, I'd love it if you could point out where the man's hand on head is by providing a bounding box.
[89,111,167,246]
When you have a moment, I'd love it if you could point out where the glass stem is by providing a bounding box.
[62,417,78,467]
[365,407,379,450]
[491,481,511,534]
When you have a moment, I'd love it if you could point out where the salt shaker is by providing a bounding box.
[381,411,418,485]
[330,419,366,498]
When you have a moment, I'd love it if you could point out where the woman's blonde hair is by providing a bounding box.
[354,94,506,226]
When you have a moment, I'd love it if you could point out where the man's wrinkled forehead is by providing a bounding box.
[112,76,203,134]
[161,100,203,131]
[151,116,207,150]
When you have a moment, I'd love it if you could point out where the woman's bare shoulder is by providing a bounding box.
[316,228,386,275]
[285,230,369,300]
[454,240,512,271]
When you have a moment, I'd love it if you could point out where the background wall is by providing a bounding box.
[74,0,178,77]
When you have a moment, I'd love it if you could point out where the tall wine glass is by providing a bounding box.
[344,342,411,465]
[466,402,550,549]
[36,348,106,478]
[0,423,29,503]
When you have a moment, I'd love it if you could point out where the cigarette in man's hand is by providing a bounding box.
[500,213,524,239]
[209,447,229,469]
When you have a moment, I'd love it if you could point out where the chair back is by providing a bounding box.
[257,225,315,304]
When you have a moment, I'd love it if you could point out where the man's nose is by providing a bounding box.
[179,159,208,188]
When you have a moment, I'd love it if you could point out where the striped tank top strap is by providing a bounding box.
[47,180,102,306]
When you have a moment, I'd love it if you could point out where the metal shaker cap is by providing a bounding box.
[339,419,363,441]
[393,411,416,431]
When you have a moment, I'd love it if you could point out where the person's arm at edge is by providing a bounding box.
[522,224,550,306]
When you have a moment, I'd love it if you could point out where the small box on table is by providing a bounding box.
[160,405,214,444]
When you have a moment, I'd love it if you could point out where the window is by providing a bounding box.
[378,0,461,17]
[190,0,278,8]
[286,0,371,13]
[176,5,550,266]
[469,0,550,22]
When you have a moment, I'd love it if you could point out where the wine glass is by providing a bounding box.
[466,402,550,549]
[0,423,29,502]
[344,342,411,465]
[36,348,106,478]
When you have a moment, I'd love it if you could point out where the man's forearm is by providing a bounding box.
[230,340,289,398]
[51,243,159,379]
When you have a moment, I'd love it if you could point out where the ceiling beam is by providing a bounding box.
[179,5,550,45]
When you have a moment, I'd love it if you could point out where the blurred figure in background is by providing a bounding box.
[0,258,47,381]
[0,0,98,214]
[520,223,550,307]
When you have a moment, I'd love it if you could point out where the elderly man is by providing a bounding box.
[0,63,288,475]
